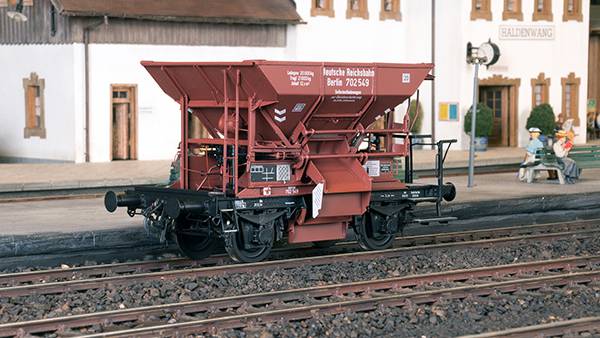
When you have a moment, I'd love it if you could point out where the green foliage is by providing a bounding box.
[526,103,556,136]
[463,103,493,137]
[408,101,423,133]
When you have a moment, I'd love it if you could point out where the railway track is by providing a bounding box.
[3,255,598,337]
[0,222,597,298]
[460,316,600,338]
[2,218,597,290]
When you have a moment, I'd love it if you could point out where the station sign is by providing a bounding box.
[498,25,555,40]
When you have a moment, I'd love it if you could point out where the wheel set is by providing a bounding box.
[354,212,397,251]
[172,208,406,263]
[174,218,218,260]
[224,217,275,263]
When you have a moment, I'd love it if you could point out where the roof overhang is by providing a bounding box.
[50,0,304,25]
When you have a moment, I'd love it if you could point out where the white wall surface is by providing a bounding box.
[435,0,590,149]
[88,1,436,163]
[87,44,287,162]
[0,0,591,162]
[0,44,77,161]
[72,43,86,163]
[292,0,434,136]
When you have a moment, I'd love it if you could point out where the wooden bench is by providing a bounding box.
[524,148,565,184]
[570,145,600,169]
[525,145,600,184]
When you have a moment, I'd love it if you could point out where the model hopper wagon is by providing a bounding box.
[105,60,456,262]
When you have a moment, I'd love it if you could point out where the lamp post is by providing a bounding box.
[466,40,500,188]
[467,60,480,188]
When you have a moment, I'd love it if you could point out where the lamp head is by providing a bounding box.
[478,39,500,67]
[7,0,27,22]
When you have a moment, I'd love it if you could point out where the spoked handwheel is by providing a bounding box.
[175,218,218,260]
[225,218,274,263]
[354,212,397,251]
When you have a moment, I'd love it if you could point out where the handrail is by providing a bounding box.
[222,69,228,193]
[305,151,407,160]
[304,128,409,136]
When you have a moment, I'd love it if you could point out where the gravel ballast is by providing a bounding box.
[1,234,599,324]
[217,284,600,337]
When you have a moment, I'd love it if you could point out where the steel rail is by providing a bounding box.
[459,316,600,338]
[2,218,596,288]
[3,255,599,338]
[0,254,228,288]
[0,227,598,299]
[78,265,600,337]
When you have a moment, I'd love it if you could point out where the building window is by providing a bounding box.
[533,0,553,21]
[22,72,46,139]
[311,0,335,17]
[531,73,551,108]
[563,0,582,21]
[346,0,368,19]
[503,0,523,20]
[561,72,581,126]
[380,0,400,21]
[471,0,492,20]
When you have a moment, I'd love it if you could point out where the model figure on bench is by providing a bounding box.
[518,127,544,182]
[553,130,580,184]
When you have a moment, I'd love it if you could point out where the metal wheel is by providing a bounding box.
[355,212,396,251]
[225,218,274,263]
[175,218,217,260]
[225,219,273,263]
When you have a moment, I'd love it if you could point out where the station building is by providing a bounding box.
[0,0,593,163]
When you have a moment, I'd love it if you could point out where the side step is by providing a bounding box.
[411,216,457,225]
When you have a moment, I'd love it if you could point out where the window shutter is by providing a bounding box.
[26,86,37,129]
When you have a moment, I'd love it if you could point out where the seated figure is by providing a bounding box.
[553,130,580,184]
[518,127,544,182]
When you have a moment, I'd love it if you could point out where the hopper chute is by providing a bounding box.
[141,60,433,142]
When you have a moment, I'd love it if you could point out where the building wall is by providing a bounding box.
[0,0,287,47]
[87,1,434,162]
[0,0,591,163]
[291,0,434,134]
[81,18,287,47]
[291,0,590,149]
[87,44,288,162]
[0,0,293,162]
[435,0,590,148]
[0,44,77,162]
[434,1,467,146]
[293,0,589,149]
